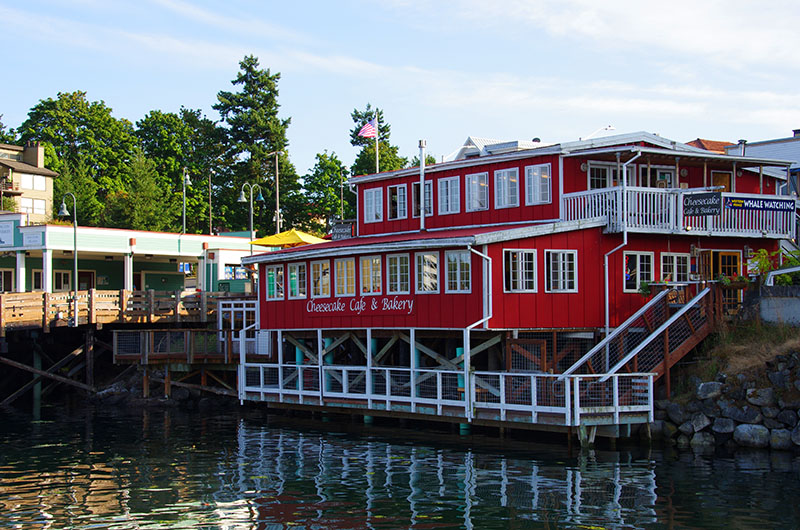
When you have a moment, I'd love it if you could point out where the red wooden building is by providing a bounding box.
[238,131,796,436]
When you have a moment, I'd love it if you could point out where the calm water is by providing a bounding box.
[1,403,799,529]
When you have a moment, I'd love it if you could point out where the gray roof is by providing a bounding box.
[0,159,58,177]
[726,138,800,171]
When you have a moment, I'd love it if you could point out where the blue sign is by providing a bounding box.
[724,197,795,211]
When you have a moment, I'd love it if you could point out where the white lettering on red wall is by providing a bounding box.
[306,296,414,316]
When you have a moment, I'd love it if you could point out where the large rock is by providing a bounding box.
[666,402,685,425]
[654,399,671,410]
[777,409,798,428]
[761,406,780,419]
[699,399,720,418]
[678,421,694,435]
[733,424,770,448]
[720,402,763,424]
[691,412,711,433]
[696,381,723,400]
[746,388,776,407]
[792,424,800,446]
[676,434,690,449]
[771,429,793,450]
[712,417,735,434]
[778,397,800,410]
[690,431,715,447]
[764,418,784,430]
[654,409,667,421]
[768,370,789,390]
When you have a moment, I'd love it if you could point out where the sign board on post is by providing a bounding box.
[330,220,355,241]
[683,192,722,216]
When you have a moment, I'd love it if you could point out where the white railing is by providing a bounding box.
[239,362,654,427]
[562,187,796,238]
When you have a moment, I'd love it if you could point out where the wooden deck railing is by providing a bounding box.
[0,290,256,335]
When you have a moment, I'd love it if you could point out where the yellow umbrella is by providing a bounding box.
[249,228,327,248]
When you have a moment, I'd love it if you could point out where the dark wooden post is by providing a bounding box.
[119,289,127,322]
[143,366,150,398]
[174,290,182,323]
[164,367,171,398]
[89,289,97,324]
[148,290,155,323]
[42,292,49,332]
[85,328,94,391]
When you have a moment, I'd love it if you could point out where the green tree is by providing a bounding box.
[349,104,407,177]
[102,150,176,231]
[54,159,103,226]
[213,55,301,235]
[303,151,352,233]
[410,154,437,167]
[0,115,16,143]
[18,91,138,195]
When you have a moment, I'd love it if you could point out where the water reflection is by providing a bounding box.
[0,407,799,529]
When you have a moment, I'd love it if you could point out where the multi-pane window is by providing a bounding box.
[387,184,407,220]
[288,263,307,299]
[311,260,330,298]
[624,252,654,292]
[504,249,537,292]
[364,188,382,223]
[265,265,284,300]
[20,197,46,215]
[640,166,675,188]
[54,271,71,292]
[32,270,43,291]
[415,252,439,293]
[445,251,471,293]
[545,250,577,293]
[20,173,46,191]
[0,269,13,292]
[335,258,356,296]
[412,181,433,217]
[360,256,382,295]
[465,172,489,212]
[494,168,519,208]
[438,177,460,215]
[661,253,690,283]
[525,164,551,205]
[387,254,410,294]
[589,163,635,189]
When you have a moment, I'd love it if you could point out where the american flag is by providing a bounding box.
[358,117,378,138]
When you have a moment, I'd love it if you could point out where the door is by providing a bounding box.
[711,171,732,192]
[78,271,95,291]
[716,251,741,314]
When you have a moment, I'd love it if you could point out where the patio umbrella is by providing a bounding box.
[249,228,327,248]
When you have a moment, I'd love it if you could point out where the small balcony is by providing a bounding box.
[0,180,22,195]
[562,187,797,239]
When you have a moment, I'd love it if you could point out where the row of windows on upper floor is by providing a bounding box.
[262,248,692,302]
[363,164,552,223]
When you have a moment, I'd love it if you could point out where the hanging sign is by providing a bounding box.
[683,192,721,216]
[724,197,795,212]
[330,220,355,240]
[306,295,415,317]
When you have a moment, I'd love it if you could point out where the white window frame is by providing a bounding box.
[438,177,460,215]
[32,269,43,291]
[360,255,382,295]
[494,168,519,209]
[465,172,489,212]
[387,184,407,220]
[412,181,433,218]
[639,165,675,188]
[34,174,46,191]
[20,173,33,190]
[287,262,307,299]
[415,251,439,294]
[387,254,410,295]
[445,250,471,294]
[364,188,383,223]
[265,265,284,300]
[54,270,71,292]
[20,197,33,214]
[0,268,13,292]
[661,253,690,283]
[335,257,356,297]
[544,250,577,293]
[525,164,551,205]
[503,249,537,293]
[588,162,636,189]
[623,251,654,293]
[310,260,330,298]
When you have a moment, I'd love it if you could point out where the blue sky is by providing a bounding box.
[3,0,800,176]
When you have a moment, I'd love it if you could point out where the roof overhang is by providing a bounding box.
[561,145,794,169]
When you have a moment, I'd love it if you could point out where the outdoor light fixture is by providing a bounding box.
[182,168,191,234]
[58,193,78,328]
[239,182,265,254]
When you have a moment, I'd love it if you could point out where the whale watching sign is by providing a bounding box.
[724,196,795,212]
[684,193,795,215]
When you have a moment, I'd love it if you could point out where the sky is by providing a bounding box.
[3,0,800,177]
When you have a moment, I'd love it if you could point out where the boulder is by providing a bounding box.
[778,397,800,410]
[654,399,671,410]
[654,409,667,421]
[721,402,763,424]
[699,399,720,418]
[771,429,793,450]
[792,424,800,446]
[691,412,711,433]
[768,371,786,389]
[746,388,776,407]
[777,409,798,428]
[733,424,770,448]
[795,379,800,392]
[678,421,694,435]
[663,421,679,439]
[696,381,723,400]
[690,431,715,447]
[686,400,701,413]
[676,434,690,449]
[764,418,784,430]
[726,386,746,401]
[712,417,735,434]
[666,402,685,425]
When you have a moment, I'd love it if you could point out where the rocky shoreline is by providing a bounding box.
[650,351,800,450]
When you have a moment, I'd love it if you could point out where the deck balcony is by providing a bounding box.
[562,187,797,239]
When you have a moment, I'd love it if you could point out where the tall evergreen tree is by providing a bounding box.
[0,115,16,144]
[213,55,300,235]
[54,159,103,226]
[303,151,352,233]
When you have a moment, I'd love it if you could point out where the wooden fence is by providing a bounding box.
[0,290,255,335]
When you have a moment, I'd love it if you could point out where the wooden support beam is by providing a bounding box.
[206,370,233,390]
[285,334,318,363]
[151,377,237,397]
[321,332,350,357]
[374,334,399,365]
[399,332,458,370]
[1,345,85,405]
[0,355,94,392]
[452,334,502,365]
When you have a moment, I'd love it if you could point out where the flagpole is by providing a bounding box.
[375,113,380,174]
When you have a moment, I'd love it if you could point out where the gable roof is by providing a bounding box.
[0,159,58,177]
[686,138,734,154]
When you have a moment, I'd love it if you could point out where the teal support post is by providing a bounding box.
[295,343,303,391]
[456,346,469,435]
[324,337,333,391]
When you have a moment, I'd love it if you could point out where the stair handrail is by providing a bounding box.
[558,288,673,380]
[598,286,711,382]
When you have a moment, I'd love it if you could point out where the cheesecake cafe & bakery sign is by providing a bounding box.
[306,295,414,317]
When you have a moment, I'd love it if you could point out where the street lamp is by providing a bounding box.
[57,193,78,327]
[265,150,283,234]
[238,182,264,254]
[182,168,191,234]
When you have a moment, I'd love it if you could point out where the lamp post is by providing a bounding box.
[182,168,191,234]
[238,182,264,254]
[265,150,283,234]
[58,193,78,327]
[208,168,214,235]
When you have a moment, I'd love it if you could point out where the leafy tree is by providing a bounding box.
[213,55,300,235]
[0,115,16,143]
[18,91,138,198]
[102,150,176,231]
[349,104,407,177]
[53,159,103,226]
[410,154,437,167]
[303,151,352,233]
